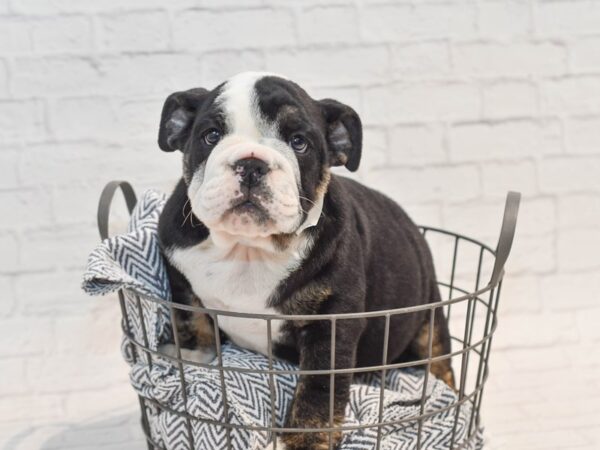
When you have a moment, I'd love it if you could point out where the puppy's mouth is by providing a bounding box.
[228,192,270,221]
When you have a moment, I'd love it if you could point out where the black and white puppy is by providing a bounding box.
[157,72,454,450]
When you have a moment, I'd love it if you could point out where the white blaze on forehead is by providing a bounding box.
[215,72,301,183]
[217,71,284,138]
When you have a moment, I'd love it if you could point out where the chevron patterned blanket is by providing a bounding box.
[82,189,484,450]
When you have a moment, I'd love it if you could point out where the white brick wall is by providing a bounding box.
[1,1,599,449]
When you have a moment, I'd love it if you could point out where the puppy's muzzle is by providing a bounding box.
[234,158,270,188]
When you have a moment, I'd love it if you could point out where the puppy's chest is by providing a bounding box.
[169,241,305,355]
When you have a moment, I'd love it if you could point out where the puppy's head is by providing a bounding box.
[158,72,362,240]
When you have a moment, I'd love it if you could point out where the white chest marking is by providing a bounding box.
[169,235,311,355]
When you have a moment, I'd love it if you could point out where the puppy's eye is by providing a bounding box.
[290,134,308,153]
[203,128,221,146]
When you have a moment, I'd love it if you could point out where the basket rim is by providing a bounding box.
[125,224,500,321]
[99,180,519,321]
[125,281,497,321]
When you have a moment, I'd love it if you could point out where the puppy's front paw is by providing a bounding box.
[158,343,216,364]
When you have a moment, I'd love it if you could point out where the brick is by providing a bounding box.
[63,403,141,445]
[390,42,450,79]
[0,275,15,317]
[477,0,531,37]
[0,61,7,97]
[48,97,119,141]
[11,57,103,97]
[443,197,554,245]
[536,0,600,35]
[570,37,600,72]
[482,81,538,119]
[19,225,98,272]
[539,156,600,193]
[20,142,105,186]
[496,426,590,449]
[306,85,361,112]
[364,164,480,204]
[508,233,556,274]
[364,82,481,124]
[12,0,172,14]
[0,189,53,231]
[0,394,63,422]
[15,270,92,316]
[99,54,205,97]
[541,76,600,115]
[442,201,513,242]
[360,3,476,42]
[388,124,446,165]
[0,233,18,272]
[62,386,139,423]
[26,355,128,393]
[53,305,122,355]
[98,10,169,52]
[359,126,387,172]
[449,120,562,162]
[266,46,389,87]
[517,197,556,236]
[557,228,600,271]
[201,0,265,6]
[20,141,180,190]
[200,50,265,88]
[116,97,164,140]
[30,16,92,53]
[557,194,600,229]
[493,310,578,350]
[453,42,567,78]
[506,346,569,373]
[297,6,357,45]
[0,100,46,143]
[0,150,20,188]
[481,160,538,199]
[483,405,534,436]
[12,54,203,98]
[50,182,106,225]
[174,9,295,51]
[0,359,28,395]
[569,342,600,370]
[403,202,442,227]
[499,275,542,314]
[541,271,600,311]
[0,18,32,54]
[566,116,600,154]
[0,317,54,356]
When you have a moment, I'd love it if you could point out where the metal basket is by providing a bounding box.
[97,181,520,450]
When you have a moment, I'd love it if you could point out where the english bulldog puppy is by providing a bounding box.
[157,72,454,450]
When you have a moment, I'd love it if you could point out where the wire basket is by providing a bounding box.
[97,181,520,450]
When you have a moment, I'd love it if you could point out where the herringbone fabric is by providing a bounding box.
[82,189,484,450]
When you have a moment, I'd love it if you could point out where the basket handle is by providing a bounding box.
[97,180,137,241]
[489,191,521,287]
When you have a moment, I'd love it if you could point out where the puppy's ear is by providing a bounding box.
[158,88,209,152]
[319,99,362,172]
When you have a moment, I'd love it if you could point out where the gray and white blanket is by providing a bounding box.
[82,189,484,450]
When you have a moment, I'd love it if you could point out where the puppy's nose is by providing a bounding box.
[234,158,270,188]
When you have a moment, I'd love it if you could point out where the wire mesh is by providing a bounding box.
[97,181,519,450]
